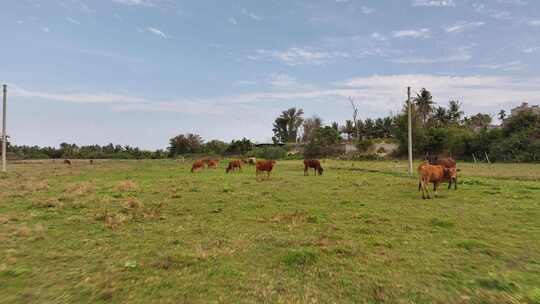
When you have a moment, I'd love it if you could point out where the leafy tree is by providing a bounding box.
[464,113,492,131]
[272,107,304,143]
[340,120,355,141]
[204,140,229,155]
[364,118,375,139]
[168,133,203,156]
[302,116,322,143]
[226,138,253,155]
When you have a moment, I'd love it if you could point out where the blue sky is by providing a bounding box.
[1,0,539,149]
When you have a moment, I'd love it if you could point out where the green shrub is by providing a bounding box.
[246,146,287,160]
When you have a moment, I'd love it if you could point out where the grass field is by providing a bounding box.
[1,159,539,303]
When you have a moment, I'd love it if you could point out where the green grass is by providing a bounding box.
[1,159,540,303]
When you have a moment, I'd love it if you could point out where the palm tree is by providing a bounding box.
[448,100,464,124]
[434,107,449,127]
[414,88,435,126]
[272,107,304,143]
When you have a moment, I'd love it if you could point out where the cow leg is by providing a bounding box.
[454,178,458,190]
[420,178,427,199]
[304,166,308,176]
[448,180,452,190]
[434,182,439,198]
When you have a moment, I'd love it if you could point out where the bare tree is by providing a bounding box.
[349,97,360,141]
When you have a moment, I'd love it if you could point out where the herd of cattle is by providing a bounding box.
[60,156,458,198]
[189,156,458,199]
[190,158,323,181]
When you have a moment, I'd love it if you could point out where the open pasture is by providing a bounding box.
[1,160,539,303]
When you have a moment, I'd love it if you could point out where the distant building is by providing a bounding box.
[511,102,540,117]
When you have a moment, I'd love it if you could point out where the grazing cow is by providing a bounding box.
[89,160,94,165]
[418,162,456,199]
[64,159,72,165]
[256,160,276,180]
[226,160,243,173]
[247,157,256,166]
[191,160,205,173]
[304,159,323,176]
[207,159,220,169]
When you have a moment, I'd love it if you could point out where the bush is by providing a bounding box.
[246,146,287,160]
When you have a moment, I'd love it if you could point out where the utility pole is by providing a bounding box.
[2,84,7,173]
[407,87,413,177]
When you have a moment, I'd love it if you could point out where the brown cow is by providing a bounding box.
[226,160,243,173]
[207,159,219,169]
[64,159,72,165]
[256,160,276,180]
[418,162,457,199]
[429,157,458,190]
[191,160,205,173]
[304,159,323,176]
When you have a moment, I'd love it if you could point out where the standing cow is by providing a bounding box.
[191,160,205,173]
[207,159,220,169]
[418,162,457,199]
[226,160,243,173]
[429,157,458,190]
[256,160,276,181]
[303,159,323,176]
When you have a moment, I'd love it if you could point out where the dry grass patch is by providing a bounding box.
[95,212,129,229]
[66,182,94,196]
[116,181,138,192]
[124,197,143,209]
[32,198,64,209]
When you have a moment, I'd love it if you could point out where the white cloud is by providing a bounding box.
[268,73,298,87]
[412,0,455,7]
[391,48,471,64]
[10,74,540,121]
[66,17,81,25]
[240,8,262,21]
[371,32,387,41]
[11,85,145,104]
[361,6,374,14]
[250,47,350,66]
[445,21,485,33]
[147,27,168,39]
[393,28,431,39]
[497,0,527,5]
[476,61,527,72]
[112,0,158,7]
[42,27,51,33]
[338,74,540,109]
[228,17,238,25]
[523,46,540,53]
[528,20,540,26]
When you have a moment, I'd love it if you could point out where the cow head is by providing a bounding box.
[444,167,457,183]
[317,167,324,175]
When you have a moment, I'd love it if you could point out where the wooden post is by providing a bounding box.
[484,151,491,164]
[2,84,6,173]
[407,87,413,177]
